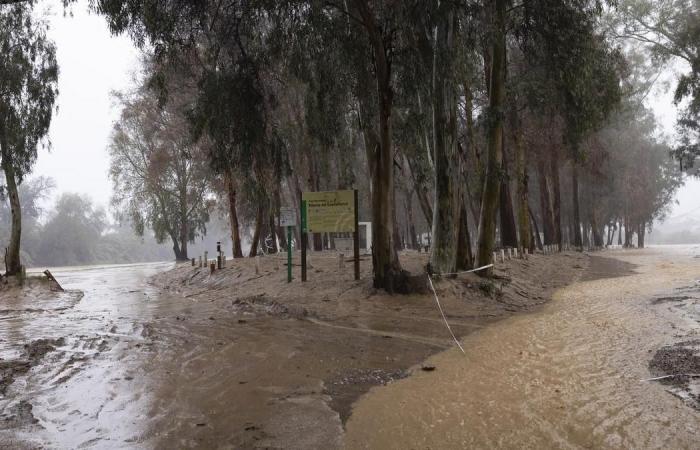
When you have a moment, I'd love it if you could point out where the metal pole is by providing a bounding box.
[287,226,292,283]
[301,195,307,282]
[353,189,360,281]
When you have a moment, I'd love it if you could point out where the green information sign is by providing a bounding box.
[301,190,355,233]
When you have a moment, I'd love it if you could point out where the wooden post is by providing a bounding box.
[287,226,292,283]
[255,255,261,275]
[353,189,360,281]
[339,253,345,270]
[210,262,215,274]
[191,258,195,266]
[223,255,226,268]
[301,195,307,282]
[500,249,505,263]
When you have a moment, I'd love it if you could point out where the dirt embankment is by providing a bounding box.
[144,250,605,448]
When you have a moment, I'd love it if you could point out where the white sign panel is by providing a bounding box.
[280,207,296,227]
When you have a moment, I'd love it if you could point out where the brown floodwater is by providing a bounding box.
[1,262,174,449]
[344,246,700,449]
[2,247,698,449]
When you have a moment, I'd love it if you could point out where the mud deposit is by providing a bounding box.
[344,247,700,449]
[649,341,700,409]
[1,252,587,448]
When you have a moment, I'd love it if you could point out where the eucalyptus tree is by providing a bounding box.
[610,0,700,169]
[0,2,58,275]
[109,71,212,261]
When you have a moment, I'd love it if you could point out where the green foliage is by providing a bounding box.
[109,68,212,259]
[0,2,58,180]
[611,0,700,168]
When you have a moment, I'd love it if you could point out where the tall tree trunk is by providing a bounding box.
[456,203,474,270]
[572,164,583,250]
[529,207,543,251]
[638,222,646,248]
[407,153,434,228]
[513,116,530,252]
[617,219,623,246]
[268,212,278,254]
[550,151,562,250]
[405,187,419,249]
[177,183,189,261]
[249,204,264,257]
[590,211,603,248]
[537,160,554,245]
[624,216,632,247]
[499,150,518,248]
[355,0,404,291]
[475,0,506,276]
[225,169,244,258]
[3,162,21,275]
[430,9,459,274]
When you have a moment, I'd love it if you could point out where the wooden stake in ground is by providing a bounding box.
[43,270,64,292]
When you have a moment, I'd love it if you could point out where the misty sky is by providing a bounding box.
[29,1,700,226]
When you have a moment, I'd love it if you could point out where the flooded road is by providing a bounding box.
[2,248,698,449]
[344,247,700,449]
[1,262,174,449]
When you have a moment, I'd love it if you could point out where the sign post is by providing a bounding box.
[279,207,296,283]
[300,189,359,282]
[353,189,360,280]
[300,196,307,282]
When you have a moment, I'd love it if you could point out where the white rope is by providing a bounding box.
[427,274,465,354]
[432,264,494,277]
[640,373,700,382]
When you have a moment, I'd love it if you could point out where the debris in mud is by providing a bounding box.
[327,368,407,388]
[652,295,694,305]
[1,338,64,395]
[0,401,39,430]
[648,340,700,409]
[23,338,65,360]
[230,295,311,319]
[421,366,436,372]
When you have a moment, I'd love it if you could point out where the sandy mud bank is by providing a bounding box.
[141,250,589,448]
[344,247,700,449]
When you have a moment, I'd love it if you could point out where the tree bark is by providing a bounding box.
[456,203,474,270]
[355,0,404,291]
[529,207,543,251]
[513,115,530,252]
[2,162,21,275]
[405,187,419,249]
[617,219,623,246]
[499,150,518,248]
[572,164,583,250]
[249,204,264,257]
[430,8,459,274]
[225,168,244,258]
[475,0,506,276]
[550,150,562,250]
[537,159,554,245]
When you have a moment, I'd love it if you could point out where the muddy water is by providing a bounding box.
[344,247,700,449]
[1,262,173,449]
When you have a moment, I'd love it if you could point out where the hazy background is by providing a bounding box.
[19,1,700,265]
